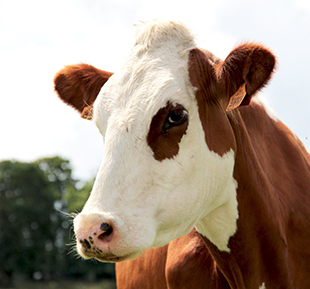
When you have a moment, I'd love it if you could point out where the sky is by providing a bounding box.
[1,0,309,181]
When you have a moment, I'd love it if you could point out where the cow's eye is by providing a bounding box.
[168,107,188,124]
[162,105,188,134]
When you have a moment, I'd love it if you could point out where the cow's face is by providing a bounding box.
[54,20,275,262]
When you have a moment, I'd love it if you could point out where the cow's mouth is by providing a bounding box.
[96,252,139,263]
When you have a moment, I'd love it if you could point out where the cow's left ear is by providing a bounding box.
[54,64,113,117]
[216,43,276,111]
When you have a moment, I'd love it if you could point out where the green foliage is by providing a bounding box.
[0,157,115,286]
[65,180,94,213]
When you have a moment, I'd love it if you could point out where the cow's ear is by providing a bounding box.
[216,43,276,111]
[54,64,113,114]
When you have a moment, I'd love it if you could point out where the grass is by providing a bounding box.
[6,280,116,289]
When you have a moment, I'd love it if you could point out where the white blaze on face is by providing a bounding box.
[73,20,238,261]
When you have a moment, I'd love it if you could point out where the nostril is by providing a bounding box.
[100,222,112,232]
[99,222,113,240]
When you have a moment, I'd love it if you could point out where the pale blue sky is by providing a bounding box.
[1,0,309,180]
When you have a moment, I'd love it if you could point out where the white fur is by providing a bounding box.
[259,283,266,289]
[74,20,238,259]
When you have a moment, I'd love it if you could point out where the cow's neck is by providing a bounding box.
[197,103,310,288]
[195,191,238,253]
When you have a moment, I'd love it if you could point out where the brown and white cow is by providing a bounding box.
[54,20,310,288]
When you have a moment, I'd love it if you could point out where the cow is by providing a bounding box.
[54,20,310,288]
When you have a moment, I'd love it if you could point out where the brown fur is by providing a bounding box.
[188,45,310,288]
[188,48,237,156]
[147,102,189,161]
[216,43,276,105]
[116,229,230,289]
[54,64,112,113]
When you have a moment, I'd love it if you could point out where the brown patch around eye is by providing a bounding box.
[147,102,189,161]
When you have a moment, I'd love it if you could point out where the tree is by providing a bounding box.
[65,179,93,213]
[0,157,115,286]
[0,159,58,283]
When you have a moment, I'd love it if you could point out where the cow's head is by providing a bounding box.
[54,20,275,262]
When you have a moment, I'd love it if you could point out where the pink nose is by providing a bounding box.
[76,221,114,257]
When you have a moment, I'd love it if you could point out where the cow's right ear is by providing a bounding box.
[216,43,276,111]
[54,64,113,116]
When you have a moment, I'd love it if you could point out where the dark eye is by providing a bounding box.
[168,108,188,124]
[162,105,188,134]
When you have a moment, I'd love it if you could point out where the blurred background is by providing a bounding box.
[0,0,309,288]
[0,157,115,288]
